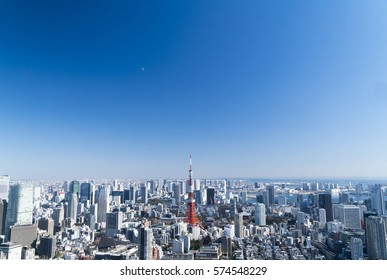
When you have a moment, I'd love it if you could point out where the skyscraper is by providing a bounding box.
[319,208,327,224]
[5,183,34,237]
[207,188,215,206]
[255,203,266,226]
[266,185,275,206]
[106,211,122,238]
[97,186,110,224]
[138,225,153,260]
[370,185,386,216]
[366,216,387,260]
[69,180,80,197]
[338,205,361,229]
[319,193,333,222]
[0,175,10,201]
[68,193,78,225]
[140,185,148,204]
[235,213,244,238]
[173,183,181,205]
[0,199,7,235]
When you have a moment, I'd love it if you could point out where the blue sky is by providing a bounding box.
[1,1,387,179]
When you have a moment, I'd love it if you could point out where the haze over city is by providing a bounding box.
[1,1,387,180]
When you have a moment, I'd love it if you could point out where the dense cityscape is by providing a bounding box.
[0,157,386,260]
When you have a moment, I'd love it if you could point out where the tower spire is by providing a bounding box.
[184,155,203,229]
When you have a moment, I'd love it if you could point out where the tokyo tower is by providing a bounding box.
[184,156,203,228]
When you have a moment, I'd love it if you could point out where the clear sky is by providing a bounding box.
[1,1,387,180]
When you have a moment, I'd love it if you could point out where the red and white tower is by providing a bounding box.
[184,156,203,228]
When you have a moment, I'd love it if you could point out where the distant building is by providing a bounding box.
[0,199,7,235]
[255,203,266,226]
[319,193,333,222]
[207,188,215,206]
[338,205,361,229]
[97,186,110,224]
[106,211,123,238]
[5,183,34,240]
[235,213,244,238]
[0,175,10,201]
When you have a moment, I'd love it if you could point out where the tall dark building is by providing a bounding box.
[39,235,56,259]
[206,188,215,206]
[0,199,7,235]
[137,226,153,260]
[319,193,333,222]
[80,182,91,202]
[69,180,80,196]
[267,185,275,206]
[38,218,54,236]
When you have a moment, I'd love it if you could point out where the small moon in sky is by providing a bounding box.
[140,67,145,71]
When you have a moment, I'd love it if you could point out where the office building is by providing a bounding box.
[97,186,110,224]
[255,203,266,226]
[0,199,7,235]
[0,242,22,259]
[106,211,122,238]
[350,237,364,260]
[138,226,153,260]
[319,193,333,222]
[39,235,56,259]
[0,175,10,201]
[366,216,387,260]
[207,188,215,206]
[5,183,34,239]
[38,218,54,236]
[235,213,244,238]
[338,205,361,229]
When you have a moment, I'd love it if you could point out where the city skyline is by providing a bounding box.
[2,1,387,179]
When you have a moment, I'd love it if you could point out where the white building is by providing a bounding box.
[338,205,361,229]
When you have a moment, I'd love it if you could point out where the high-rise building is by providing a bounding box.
[38,235,56,259]
[366,216,387,260]
[106,211,122,238]
[5,183,34,239]
[69,180,80,197]
[370,185,386,216]
[140,185,148,204]
[38,218,54,236]
[338,205,361,229]
[350,237,364,260]
[0,199,7,235]
[0,175,10,201]
[80,182,91,202]
[68,193,78,225]
[255,203,266,226]
[137,226,153,260]
[207,188,215,206]
[52,205,64,228]
[266,185,275,206]
[235,213,244,238]
[319,208,327,224]
[173,183,181,205]
[319,193,333,222]
[230,198,237,217]
[97,186,110,224]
